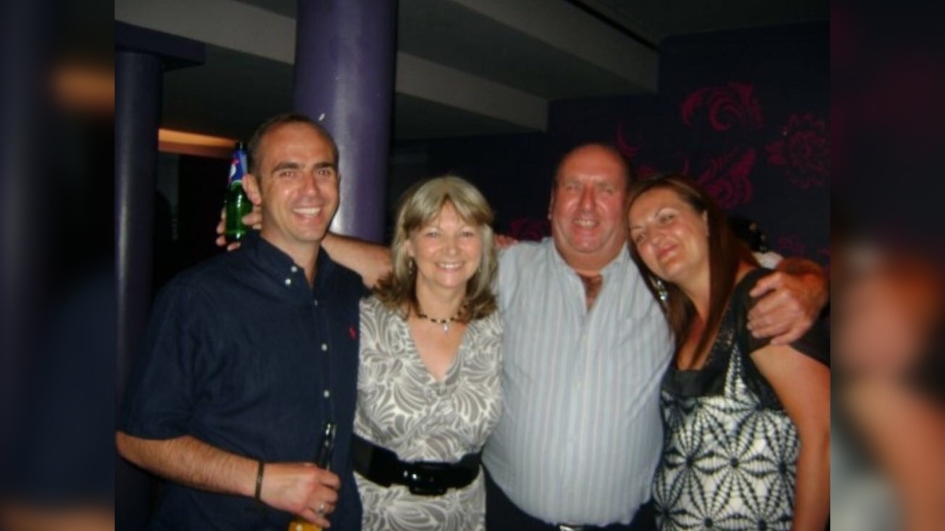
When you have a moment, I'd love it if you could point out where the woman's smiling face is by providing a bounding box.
[628,187,709,285]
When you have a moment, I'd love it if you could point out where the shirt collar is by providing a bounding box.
[239,230,337,291]
[546,237,631,278]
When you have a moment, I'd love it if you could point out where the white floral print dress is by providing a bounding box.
[353,296,503,531]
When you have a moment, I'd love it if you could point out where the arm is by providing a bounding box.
[115,433,339,528]
[751,345,830,531]
[748,258,829,345]
[321,232,392,289]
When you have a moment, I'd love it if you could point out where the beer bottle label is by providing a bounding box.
[225,143,252,243]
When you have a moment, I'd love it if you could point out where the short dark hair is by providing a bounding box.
[246,113,339,176]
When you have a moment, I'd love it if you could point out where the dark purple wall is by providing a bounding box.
[551,22,829,265]
[167,23,829,272]
[389,133,554,240]
[398,23,829,267]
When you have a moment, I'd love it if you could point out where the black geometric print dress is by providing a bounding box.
[652,269,828,530]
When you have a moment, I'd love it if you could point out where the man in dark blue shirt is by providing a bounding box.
[117,113,363,530]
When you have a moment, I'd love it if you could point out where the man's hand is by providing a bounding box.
[115,434,340,525]
[494,234,519,250]
[748,260,828,345]
[260,462,340,529]
[214,206,263,251]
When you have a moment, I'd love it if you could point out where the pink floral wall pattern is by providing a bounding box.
[765,113,829,189]
[607,65,826,266]
[696,148,755,210]
[681,83,764,208]
[680,82,764,132]
[395,25,827,265]
[617,83,768,209]
[615,122,672,180]
[617,84,828,203]
[499,24,828,265]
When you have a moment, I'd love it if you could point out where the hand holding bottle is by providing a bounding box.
[215,206,263,251]
[259,462,339,530]
[286,423,337,531]
[223,142,254,242]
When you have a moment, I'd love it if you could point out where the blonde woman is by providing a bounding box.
[352,176,502,531]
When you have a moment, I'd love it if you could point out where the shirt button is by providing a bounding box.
[321,343,328,352]
[313,300,319,307]
[291,266,298,273]
[323,390,331,398]
[284,278,292,286]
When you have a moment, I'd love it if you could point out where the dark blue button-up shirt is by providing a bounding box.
[119,231,364,531]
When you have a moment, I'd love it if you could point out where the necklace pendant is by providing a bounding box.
[442,322,450,333]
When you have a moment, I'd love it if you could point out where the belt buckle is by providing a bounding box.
[557,526,585,531]
[403,463,448,496]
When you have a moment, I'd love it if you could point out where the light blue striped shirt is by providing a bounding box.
[482,238,673,525]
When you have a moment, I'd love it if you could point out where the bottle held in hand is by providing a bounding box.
[315,422,336,470]
[224,141,252,243]
[287,422,336,531]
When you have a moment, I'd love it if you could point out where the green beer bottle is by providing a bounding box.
[224,141,253,243]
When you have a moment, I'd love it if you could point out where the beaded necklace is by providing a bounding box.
[416,307,463,333]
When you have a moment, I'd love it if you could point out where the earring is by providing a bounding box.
[652,276,669,308]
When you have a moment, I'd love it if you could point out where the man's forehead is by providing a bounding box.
[556,165,627,187]
[558,148,626,178]
[262,122,326,146]
[259,125,334,162]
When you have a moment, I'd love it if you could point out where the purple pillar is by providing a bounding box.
[115,50,160,403]
[293,0,397,242]
[114,49,162,531]
[114,23,203,530]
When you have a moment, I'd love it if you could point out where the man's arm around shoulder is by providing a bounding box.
[322,232,391,289]
[748,257,829,345]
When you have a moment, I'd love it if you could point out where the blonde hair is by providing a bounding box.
[374,175,498,321]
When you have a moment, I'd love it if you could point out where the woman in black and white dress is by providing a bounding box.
[627,175,830,531]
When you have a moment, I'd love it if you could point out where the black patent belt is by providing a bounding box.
[351,433,481,496]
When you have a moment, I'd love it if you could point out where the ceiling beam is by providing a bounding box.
[446,0,657,92]
[115,0,295,63]
[396,54,546,131]
[115,0,546,131]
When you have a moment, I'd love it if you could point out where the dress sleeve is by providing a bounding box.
[736,269,830,409]
[739,269,830,367]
